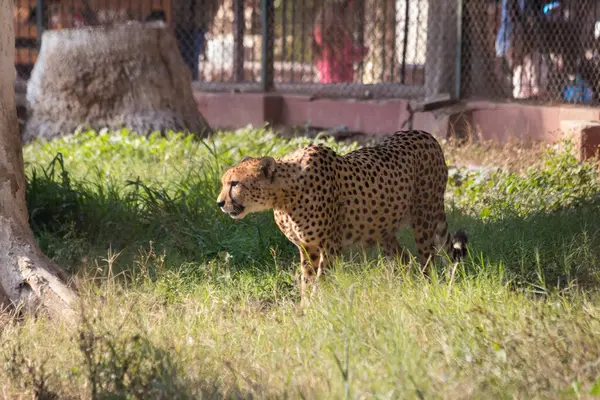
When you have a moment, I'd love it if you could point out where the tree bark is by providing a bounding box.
[0,0,77,320]
[23,22,213,142]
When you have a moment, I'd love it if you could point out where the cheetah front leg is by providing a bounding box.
[298,245,338,308]
[298,245,320,308]
[411,222,436,276]
[381,233,412,265]
[311,246,339,298]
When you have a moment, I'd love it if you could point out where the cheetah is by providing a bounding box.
[217,130,468,301]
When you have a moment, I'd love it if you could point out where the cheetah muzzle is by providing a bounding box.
[217,197,245,219]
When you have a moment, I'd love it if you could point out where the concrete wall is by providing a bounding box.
[193,90,600,160]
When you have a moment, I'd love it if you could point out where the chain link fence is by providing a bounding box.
[272,0,430,98]
[13,0,600,105]
[175,0,263,88]
[462,0,600,105]
[14,0,171,80]
[14,0,40,80]
[12,0,436,98]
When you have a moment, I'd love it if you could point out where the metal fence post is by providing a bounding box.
[424,0,458,102]
[36,0,44,52]
[233,0,245,82]
[400,0,410,84]
[260,0,274,92]
[454,0,463,100]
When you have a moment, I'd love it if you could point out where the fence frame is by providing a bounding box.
[22,0,458,101]
[20,0,600,106]
[192,0,449,100]
[35,0,43,52]
[29,0,583,105]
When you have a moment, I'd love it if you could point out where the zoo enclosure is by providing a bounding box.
[13,0,600,105]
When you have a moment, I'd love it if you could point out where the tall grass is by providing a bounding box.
[2,128,600,398]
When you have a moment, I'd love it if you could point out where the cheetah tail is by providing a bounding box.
[450,229,468,261]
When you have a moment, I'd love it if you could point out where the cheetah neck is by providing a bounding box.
[269,160,302,212]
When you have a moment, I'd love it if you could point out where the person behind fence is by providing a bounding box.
[495,0,550,99]
[312,0,369,84]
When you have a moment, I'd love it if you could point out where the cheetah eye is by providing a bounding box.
[230,181,239,187]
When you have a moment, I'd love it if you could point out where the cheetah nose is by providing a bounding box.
[217,200,225,208]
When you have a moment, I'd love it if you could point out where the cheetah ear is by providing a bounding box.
[240,156,254,164]
[259,156,276,182]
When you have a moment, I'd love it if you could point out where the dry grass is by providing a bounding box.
[3,262,600,399]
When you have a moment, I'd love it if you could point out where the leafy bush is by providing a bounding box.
[448,140,600,220]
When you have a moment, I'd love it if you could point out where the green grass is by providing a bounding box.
[4,128,600,398]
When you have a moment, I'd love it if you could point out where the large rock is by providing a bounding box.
[23,21,213,142]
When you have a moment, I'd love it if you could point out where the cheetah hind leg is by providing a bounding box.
[410,220,437,276]
[381,233,412,266]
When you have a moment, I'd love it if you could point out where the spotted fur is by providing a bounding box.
[217,130,468,299]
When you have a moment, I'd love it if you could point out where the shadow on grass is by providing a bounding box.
[26,153,296,275]
[25,153,600,290]
[5,309,254,400]
[452,204,600,290]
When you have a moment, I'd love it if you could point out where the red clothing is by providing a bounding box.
[313,26,368,83]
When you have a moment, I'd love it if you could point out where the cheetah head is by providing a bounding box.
[217,156,277,220]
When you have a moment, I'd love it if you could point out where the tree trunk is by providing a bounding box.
[0,1,77,320]
[23,22,213,143]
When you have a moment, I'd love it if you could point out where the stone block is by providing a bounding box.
[560,120,600,161]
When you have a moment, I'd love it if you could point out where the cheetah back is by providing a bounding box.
[336,130,449,248]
